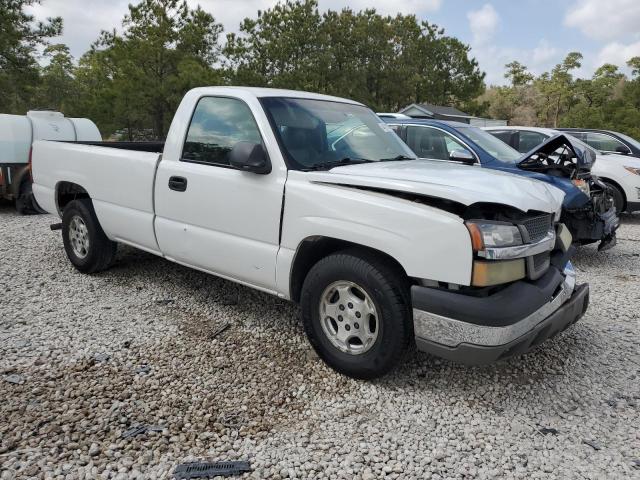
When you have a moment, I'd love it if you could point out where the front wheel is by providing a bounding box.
[300,250,412,379]
[604,182,625,214]
[62,199,117,273]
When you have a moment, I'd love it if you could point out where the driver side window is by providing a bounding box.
[406,126,473,161]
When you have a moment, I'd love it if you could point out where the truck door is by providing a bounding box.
[153,95,286,291]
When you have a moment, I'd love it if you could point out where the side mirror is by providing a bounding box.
[449,149,475,164]
[615,145,631,155]
[229,141,271,174]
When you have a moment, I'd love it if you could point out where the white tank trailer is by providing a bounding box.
[0,111,101,213]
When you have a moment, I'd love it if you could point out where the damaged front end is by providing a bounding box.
[517,134,619,250]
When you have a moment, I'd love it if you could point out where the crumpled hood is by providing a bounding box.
[309,160,565,214]
[518,133,596,172]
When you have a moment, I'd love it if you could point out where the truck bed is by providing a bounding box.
[31,140,163,253]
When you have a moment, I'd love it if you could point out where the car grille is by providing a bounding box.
[522,214,553,243]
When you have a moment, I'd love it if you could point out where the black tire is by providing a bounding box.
[300,249,412,379]
[604,182,625,214]
[62,199,117,273]
[15,179,45,215]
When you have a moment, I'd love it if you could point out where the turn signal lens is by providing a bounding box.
[572,179,590,196]
[624,166,640,176]
[466,222,485,250]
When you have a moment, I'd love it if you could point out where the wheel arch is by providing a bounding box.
[599,177,627,211]
[55,181,91,216]
[288,236,410,303]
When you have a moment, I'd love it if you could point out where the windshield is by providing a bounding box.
[261,97,416,170]
[615,131,640,151]
[458,126,522,163]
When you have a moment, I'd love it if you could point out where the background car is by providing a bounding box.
[484,126,640,214]
[382,117,618,249]
[556,128,640,158]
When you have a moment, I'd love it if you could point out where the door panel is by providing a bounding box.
[153,96,285,290]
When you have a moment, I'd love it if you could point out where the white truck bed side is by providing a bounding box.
[32,140,162,253]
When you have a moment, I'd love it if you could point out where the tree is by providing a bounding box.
[0,0,62,113]
[536,52,582,127]
[34,44,76,111]
[226,0,485,111]
[628,56,640,78]
[504,61,533,87]
[89,0,224,138]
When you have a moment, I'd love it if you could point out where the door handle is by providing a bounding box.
[168,176,187,192]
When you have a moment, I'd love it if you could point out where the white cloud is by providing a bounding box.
[467,4,499,45]
[470,39,562,86]
[595,40,640,70]
[564,0,640,41]
[532,39,558,66]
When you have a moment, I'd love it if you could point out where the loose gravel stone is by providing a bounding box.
[1,203,639,479]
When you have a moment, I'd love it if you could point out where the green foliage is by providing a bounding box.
[225,1,485,111]
[10,0,640,144]
[0,0,62,113]
[482,52,640,141]
[84,0,224,138]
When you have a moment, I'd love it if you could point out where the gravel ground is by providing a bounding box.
[1,202,639,480]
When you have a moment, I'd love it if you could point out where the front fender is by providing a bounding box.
[279,172,473,290]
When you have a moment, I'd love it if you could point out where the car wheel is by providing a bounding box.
[604,182,625,214]
[62,199,117,273]
[15,179,45,215]
[300,249,412,379]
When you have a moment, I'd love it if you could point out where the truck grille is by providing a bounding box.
[522,214,553,243]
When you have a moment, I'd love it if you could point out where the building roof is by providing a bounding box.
[399,103,474,119]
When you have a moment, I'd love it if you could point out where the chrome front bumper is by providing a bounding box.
[411,263,589,365]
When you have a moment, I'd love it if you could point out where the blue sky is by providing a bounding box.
[29,0,640,85]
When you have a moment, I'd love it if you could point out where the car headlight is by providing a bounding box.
[465,221,526,287]
[624,166,640,175]
[465,221,523,251]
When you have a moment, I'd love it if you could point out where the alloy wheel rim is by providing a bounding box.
[69,216,90,259]
[319,280,379,355]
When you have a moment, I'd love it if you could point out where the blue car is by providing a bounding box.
[382,118,618,250]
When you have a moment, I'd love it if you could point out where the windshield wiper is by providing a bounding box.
[304,157,374,171]
[378,155,414,162]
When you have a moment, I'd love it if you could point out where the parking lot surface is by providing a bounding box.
[1,203,639,479]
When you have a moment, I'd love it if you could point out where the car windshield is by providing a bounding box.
[260,97,416,170]
[615,131,640,151]
[458,126,522,163]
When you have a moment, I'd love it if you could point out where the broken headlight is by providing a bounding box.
[572,179,590,196]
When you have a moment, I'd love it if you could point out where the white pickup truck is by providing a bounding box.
[32,87,589,379]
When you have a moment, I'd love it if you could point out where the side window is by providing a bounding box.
[182,96,263,166]
[406,126,472,161]
[585,132,630,153]
[569,131,587,141]
[517,131,547,153]
[488,130,517,149]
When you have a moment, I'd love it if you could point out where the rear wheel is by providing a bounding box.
[300,250,412,379]
[604,182,625,213]
[15,179,45,215]
[62,199,117,273]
